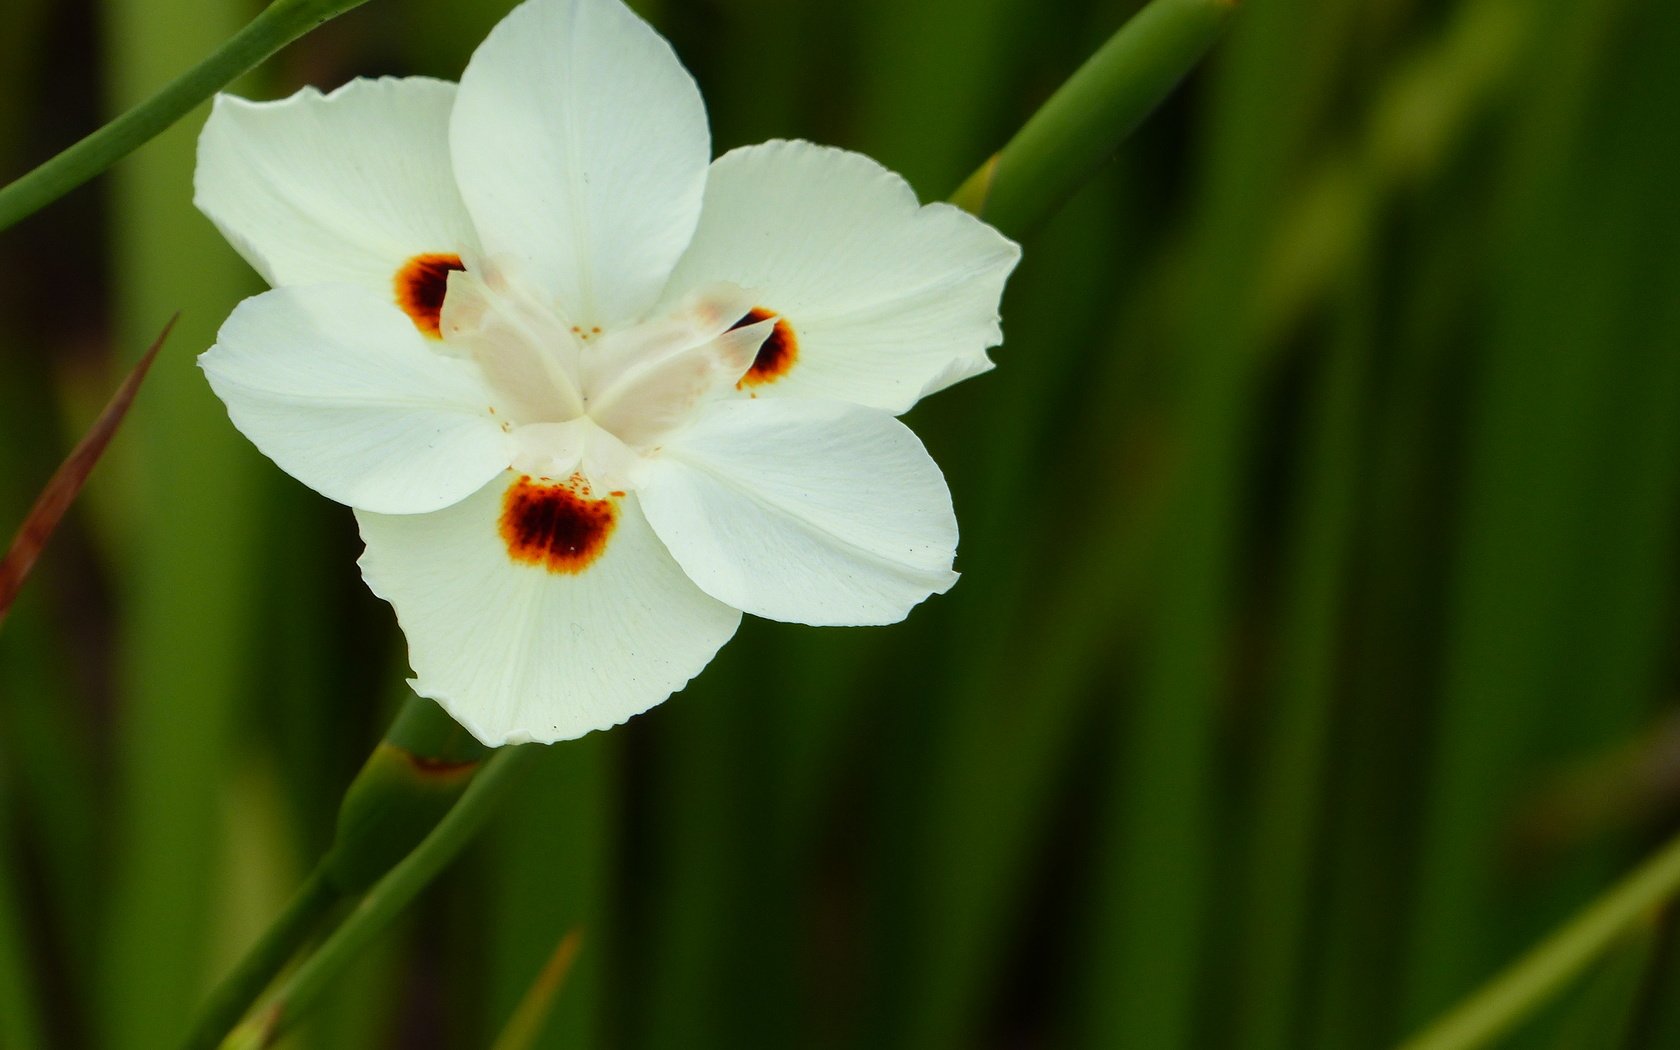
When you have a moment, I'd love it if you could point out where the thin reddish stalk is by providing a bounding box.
[0,313,177,627]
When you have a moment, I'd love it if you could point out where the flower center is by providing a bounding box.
[433,261,773,487]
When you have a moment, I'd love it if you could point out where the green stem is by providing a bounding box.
[1399,827,1680,1050]
[0,0,370,234]
[949,0,1234,237]
[322,695,488,893]
[223,745,542,1050]
[175,697,483,1048]
[178,869,341,1050]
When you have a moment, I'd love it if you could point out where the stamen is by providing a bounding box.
[395,253,467,337]
[730,308,798,388]
[499,475,617,574]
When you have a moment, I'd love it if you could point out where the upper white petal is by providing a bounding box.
[200,284,514,514]
[357,473,742,745]
[449,0,710,328]
[663,139,1021,414]
[635,398,959,626]
[195,78,479,290]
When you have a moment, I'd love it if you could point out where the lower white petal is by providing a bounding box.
[662,139,1021,413]
[356,472,741,746]
[635,398,959,626]
[200,284,514,514]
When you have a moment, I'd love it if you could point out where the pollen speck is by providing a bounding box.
[731,307,798,388]
[500,476,618,574]
[395,253,466,338]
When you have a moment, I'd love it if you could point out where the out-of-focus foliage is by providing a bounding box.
[3,0,1679,1047]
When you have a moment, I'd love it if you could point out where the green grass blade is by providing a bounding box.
[870,173,1134,1050]
[1401,829,1680,1050]
[488,928,584,1050]
[1303,184,1483,1050]
[1399,0,1651,1024]
[0,773,45,1050]
[95,0,268,1041]
[1071,0,1345,1041]
[481,740,612,1049]
[1545,925,1658,1050]
[1228,270,1370,1050]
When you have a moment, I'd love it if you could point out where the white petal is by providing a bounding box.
[663,140,1022,414]
[357,473,742,745]
[200,284,514,514]
[449,0,709,328]
[635,399,959,626]
[195,78,478,291]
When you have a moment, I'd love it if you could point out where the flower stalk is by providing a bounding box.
[177,696,485,1050]
[221,743,541,1050]
[322,696,489,892]
[0,0,371,233]
[949,0,1235,238]
[177,869,340,1050]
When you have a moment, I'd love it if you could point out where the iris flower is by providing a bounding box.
[195,0,1020,745]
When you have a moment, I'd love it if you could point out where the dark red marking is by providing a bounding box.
[403,752,481,782]
[394,253,466,338]
[730,307,798,388]
[500,476,617,574]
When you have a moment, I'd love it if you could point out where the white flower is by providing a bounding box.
[194,0,1020,746]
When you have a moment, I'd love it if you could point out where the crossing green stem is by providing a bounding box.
[0,0,371,233]
[949,0,1235,237]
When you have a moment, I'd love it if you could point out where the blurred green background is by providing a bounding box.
[4,0,1680,1047]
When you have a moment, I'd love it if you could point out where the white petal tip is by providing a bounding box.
[418,680,676,748]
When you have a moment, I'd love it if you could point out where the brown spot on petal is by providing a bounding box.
[395,253,466,337]
[500,475,618,574]
[401,750,481,783]
[731,307,798,388]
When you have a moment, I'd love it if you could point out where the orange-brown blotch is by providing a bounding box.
[730,307,798,388]
[499,475,618,574]
[395,253,466,338]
